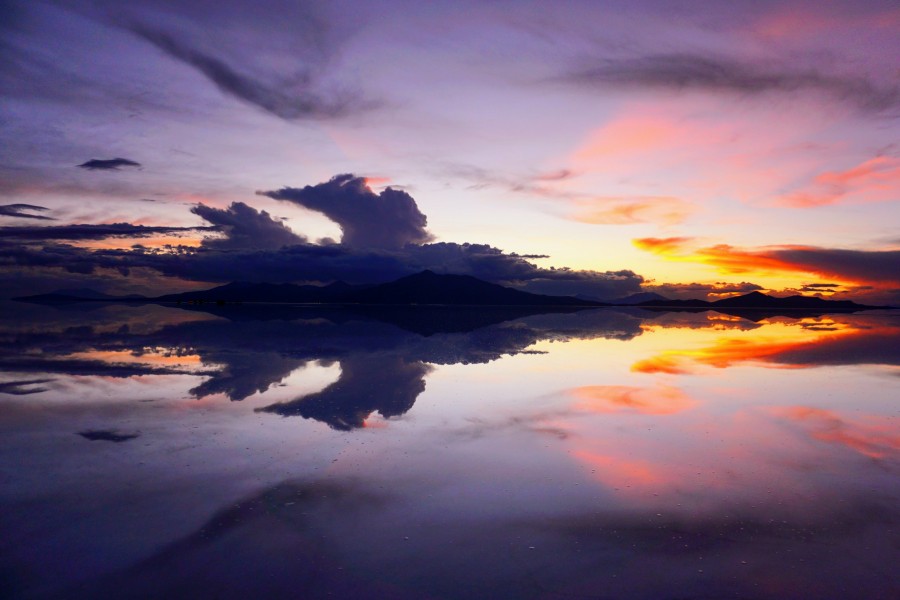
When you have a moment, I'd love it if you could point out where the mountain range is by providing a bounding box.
[16,270,601,307]
[636,290,880,311]
[13,272,890,313]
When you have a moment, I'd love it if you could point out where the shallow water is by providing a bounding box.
[1,302,898,599]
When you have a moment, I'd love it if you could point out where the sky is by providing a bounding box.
[1,0,898,302]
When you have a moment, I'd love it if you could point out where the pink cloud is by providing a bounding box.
[778,155,900,207]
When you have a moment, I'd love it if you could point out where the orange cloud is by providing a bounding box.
[574,116,680,160]
[633,237,900,287]
[633,236,695,255]
[570,384,696,415]
[779,155,900,207]
[778,406,900,459]
[570,197,693,226]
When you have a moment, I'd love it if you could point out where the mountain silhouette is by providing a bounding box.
[155,280,363,303]
[341,270,601,306]
[15,271,603,307]
[638,291,882,312]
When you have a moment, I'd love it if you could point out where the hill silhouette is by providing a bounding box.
[340,270,600,306]
[638,291,883,312]
[15,271,604,308]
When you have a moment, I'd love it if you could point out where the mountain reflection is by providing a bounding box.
[2,303,898,431]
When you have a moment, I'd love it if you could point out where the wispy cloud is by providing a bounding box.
[0,203,54,220]
[129,25,374,120]
[560,53,900,114]
[570,196,693,226]
[0,223,214,241]
[778,155,900,207]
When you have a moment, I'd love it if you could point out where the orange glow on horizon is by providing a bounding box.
[632,237,898,290]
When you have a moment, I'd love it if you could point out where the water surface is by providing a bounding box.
[1,302,897,599]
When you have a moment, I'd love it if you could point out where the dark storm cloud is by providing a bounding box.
[77,158,141,170]
[772,247,900,285]
[0,203,53,220]
[0,200,643,298]
[563,53,900,113]
[260,174,434,249]
[129,25,370,120]
[0,223,214,241]
[0,176,641,298]
[191,202,306,250]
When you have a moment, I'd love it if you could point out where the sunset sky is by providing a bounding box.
[1,0,898,302]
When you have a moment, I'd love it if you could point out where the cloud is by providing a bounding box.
[633,237,900,287]
[0,237,645,300]
[0,223,213,241]
[0,203,54,220]
[802,283,842,290]
[644,281,764,301]
[561,53,900,113]
[77,430,140,443]
[77,158,141,170]
[570,196,693,226]
[260,174,433,249]
[0,175,642,298]
[445,163,695,227]
[191,202,306,250]
[778,155,900,207]
[129,25,370,120]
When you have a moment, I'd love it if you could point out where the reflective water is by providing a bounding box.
[1,302,898,599]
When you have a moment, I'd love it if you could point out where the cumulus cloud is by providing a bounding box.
[0,203,54,220]
[0,236,644,299]
[0,173,648,298]
[129,25,370,120]
[561,53,900,113]
[77,158,141,170]
[259,174,434,249]
[191,202,306,250]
